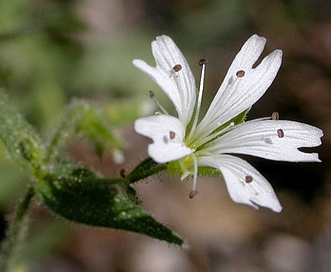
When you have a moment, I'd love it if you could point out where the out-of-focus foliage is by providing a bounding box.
[0,0,153,130]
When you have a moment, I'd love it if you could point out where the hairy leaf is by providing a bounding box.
[0,90,43,174]
[35,167,184,246]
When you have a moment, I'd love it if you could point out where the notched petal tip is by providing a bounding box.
[269,201,282,212]
[134,34,196,125]
[132,59,151,70]
[248,34,266,44]
[274,49,283,57]
[134,115,194,164]
[156,34,172,42]
[263,49,283,68]
[248,199,282,212]
[210,120,323,163]
[198,155,283,212]
[132,58,142,66]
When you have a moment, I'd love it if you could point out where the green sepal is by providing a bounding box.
[231,107,250,125]
[215,107,251,134]
[0,90,44,175]
[34,166,184,246]
[167,161,221,177]
[197,166,221,176]
[128,158,167,184]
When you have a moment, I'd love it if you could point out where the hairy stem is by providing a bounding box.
[50,158,167,186]
[127,157,167,184]
[0,186,35,272]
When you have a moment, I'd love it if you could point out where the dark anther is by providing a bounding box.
[245,175,253,183]
[169,131,176,140]
[277,129,284,138]
[236,70,245,77]
[149,90,155,98]
[272,112,280,120]
[189,190,198,199]
[120,169,126,178]
[198,58,208,66]
[173,64,182,72]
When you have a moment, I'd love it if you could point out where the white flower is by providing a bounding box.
[133,34,323,212]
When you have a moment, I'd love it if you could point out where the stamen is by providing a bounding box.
[277,129,284,138]
[169,131,176,140]
[187,59,207,139]
[245,175,253,183]
[198,58,209,66]
[120,169,126,178]
[191,154,198,195]
[148,91,169,115]
[236,70,245,77]
[189,190,198,199]
[271,112,280,120]
[173,64,182,72]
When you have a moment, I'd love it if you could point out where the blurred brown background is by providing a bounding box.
[0,0,331,271]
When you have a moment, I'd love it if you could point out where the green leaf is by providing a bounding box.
[0,90,44,175]
[35,167,184,246]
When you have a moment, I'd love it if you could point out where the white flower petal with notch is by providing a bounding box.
[134,114,194,163]
[198,154,282,212]
[133,35,196,125]
[194,36,282,140]
[204,120,323,162]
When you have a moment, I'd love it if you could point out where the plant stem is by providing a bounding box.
[127,158,167,184]
[50,158,167,186]
[0,186,35,272]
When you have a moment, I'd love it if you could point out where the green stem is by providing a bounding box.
[50,158,167,186]
[0,186,35,272]
[127,158,167,184]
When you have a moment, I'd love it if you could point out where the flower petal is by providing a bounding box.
[133,35,196,125]
[204,120,323,162]
[134,114,194,163]
[198,154,282,212]
[194,34,282,140]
